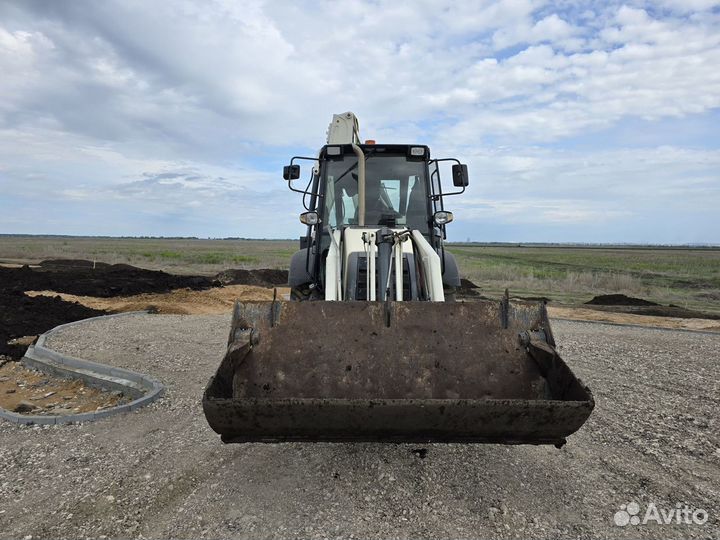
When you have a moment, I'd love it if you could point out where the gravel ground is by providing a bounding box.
[1,313,719,539]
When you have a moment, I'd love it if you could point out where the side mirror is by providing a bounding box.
[452,164,469,187]
[283,164,300,180]
[299,211,320,225]
[433,210,454,226]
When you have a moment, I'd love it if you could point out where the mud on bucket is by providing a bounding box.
[203,300,594,444]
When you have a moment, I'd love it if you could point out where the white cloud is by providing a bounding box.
[655,0,720,13]
[0,0,718,242]
[492,13,579,49]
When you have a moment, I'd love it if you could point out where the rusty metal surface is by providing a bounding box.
[203,299,594,444]
[203,395,593,444]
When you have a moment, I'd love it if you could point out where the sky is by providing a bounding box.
[0,0,719,243]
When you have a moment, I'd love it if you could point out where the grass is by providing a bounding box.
[446,244,720,314]
[139,250,259,265]
[0,236,295,275]
[1,236,718,314]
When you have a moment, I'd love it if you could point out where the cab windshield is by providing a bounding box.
[322,154,429,231]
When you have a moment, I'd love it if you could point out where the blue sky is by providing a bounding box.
[0,0,718,243]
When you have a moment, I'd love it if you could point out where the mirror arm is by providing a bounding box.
[428,157,467,200]
[448,185,467,197]
[286,156,321,200]
[430,185,465,200]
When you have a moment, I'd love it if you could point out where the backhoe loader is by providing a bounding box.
[203,112,594,445]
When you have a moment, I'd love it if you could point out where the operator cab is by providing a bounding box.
[284,143,467,244]
[283,141,468,299]
[320,144,432,232]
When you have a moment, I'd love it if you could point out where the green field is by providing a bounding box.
[447,244,720,314]
[0,236,296,274]
[1,236,718,314]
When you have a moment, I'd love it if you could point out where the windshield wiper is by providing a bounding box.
[334,149,377,184]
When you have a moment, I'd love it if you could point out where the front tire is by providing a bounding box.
[290,283,322,301]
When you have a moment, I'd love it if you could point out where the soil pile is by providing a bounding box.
[586,303,720,320]
[585,294,659,306]
[0,291,106,358]
[27,284,275,316]
[214,268,288,288]
[0,260,289,358]
[584,293,720,320]
[39,259,113,269]
[456,278,482,298]
[0,260,217,357]
[2,261,216,297]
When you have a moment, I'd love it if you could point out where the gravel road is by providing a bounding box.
[1,314,718,539]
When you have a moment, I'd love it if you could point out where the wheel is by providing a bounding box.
[290,283,321,301]
[443,287,458,302]
[290,285,311,301]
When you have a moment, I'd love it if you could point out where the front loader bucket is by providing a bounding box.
[203,299,594,445]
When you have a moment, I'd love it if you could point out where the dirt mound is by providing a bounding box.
[0,260,290,358]
[548,306,720,332]
[585,304,720,320]
[0,261,216,297]
[0,290,106,358]
[515,296,551,303]
[585,294,660,306]
[583,294,720,320]
[214,268,288,288]
[455,278,481,298]
[637,306,720,319]
[28,284,276,315]
[38,259,112,269]
[0,259,216,358]
[459,278,479,290]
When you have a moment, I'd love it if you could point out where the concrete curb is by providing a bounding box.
[0,312,165,425]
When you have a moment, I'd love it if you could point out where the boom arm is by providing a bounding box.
[326,112,366,225]
[326,112,361,144]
